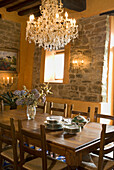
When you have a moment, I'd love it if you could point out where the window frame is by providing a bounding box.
[40,43,70,84]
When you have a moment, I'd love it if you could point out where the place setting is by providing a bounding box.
[44,114,89,135]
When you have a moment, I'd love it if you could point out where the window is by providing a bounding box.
[40,43,70,84]
[44,50,64,83]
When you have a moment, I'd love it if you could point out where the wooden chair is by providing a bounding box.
[37,101,47,113]
[18,120,67,170]
[49,102,67,117]
[81,124,114,170]
[0,118,19,170]
[94,107,114,125]
[70,105,90,120]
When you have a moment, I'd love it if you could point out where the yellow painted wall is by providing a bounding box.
[67,0,114,19]
[0,8,35,90]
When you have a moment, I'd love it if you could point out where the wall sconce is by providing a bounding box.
[72,59,84,73]
[72,59,84,68]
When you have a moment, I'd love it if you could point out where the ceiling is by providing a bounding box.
[0,0,86,17]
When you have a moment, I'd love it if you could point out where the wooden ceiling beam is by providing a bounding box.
[0,0,16,8]
[34,12,41,18]
[7,0,41,12]
[62,0,86,12]
[18,5,40,16]
[100,10,114,16]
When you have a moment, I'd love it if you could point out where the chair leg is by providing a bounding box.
[0,155,3,170]
[113,151,114,160]
[112,142,114,160]
[14,165,18,170]
[53,153,56,158]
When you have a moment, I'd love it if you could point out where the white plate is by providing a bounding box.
[46,116,63,123]
[44,121,61,125]
[63,124,79,134]
[46,116,63,120]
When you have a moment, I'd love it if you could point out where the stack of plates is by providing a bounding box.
[63,123,79,134]
[44,116,63,130]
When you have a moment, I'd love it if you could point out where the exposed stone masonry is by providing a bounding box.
[0,19,21,93]
[32,15,109,102]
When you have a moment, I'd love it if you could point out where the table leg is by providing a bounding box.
[65,149,82,168]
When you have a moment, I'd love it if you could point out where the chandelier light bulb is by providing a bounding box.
[71,19,73,26]
[26,0,78,51]
[65,12,68,19]
[56,13,59,19]
[73,60,78,64]
[73,19,76,25]
[29,14,35,21]
[81,60,84,64]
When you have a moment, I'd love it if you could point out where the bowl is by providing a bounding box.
[63,123,79,134]
[46,116,63,124]
[44,121,63,130]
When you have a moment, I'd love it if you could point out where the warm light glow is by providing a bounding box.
[73,60,78,64]
[26,0,78,51]
[71,19,73,26]
[7,77,9,84]
[56,13,59,19]
[3,77,5,84]
[29,14,35,21]
[65,12,68,19]
[11,77,13,84]
[44,51,55,82]
[81,60,84,64]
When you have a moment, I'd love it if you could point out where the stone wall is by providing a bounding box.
[32,15,109,102]
[0,19,21,93]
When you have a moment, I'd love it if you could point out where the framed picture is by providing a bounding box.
[0,48,19,73]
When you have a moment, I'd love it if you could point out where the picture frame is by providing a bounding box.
[0,48,19,73]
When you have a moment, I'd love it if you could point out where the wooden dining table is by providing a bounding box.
[0,109,114,169]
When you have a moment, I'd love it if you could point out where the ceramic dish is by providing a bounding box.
[45,126,63,130]
[46,116,63,124]
[44,121,63,130]
[63,124,79,134]
[72,115,88,128]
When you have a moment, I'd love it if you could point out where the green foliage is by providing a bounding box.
[0,91,17,109]
[12,56,16,65]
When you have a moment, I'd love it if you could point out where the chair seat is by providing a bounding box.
[1,145,28,162]
[2,143,12,151]
[81,153,114,170]
[1,147,20,162]
[23,156,67,170]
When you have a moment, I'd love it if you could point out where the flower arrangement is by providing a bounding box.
[13,83,52,107]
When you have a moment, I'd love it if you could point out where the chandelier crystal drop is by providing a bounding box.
[26,0,78,51]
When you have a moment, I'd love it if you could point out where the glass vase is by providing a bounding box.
[27,105,36,120]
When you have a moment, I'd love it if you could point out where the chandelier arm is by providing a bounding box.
[26,0,78,51]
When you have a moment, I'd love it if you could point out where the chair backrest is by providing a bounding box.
[70,105,90,120]
[98,124,114,170]
[18,120,47,170]
[37,101,47,113]
[94,107,114,125]
[0,100,4,112]
[0,118,18,166]
[49,102,67,117]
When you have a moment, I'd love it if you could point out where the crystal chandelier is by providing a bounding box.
[26,0,78,51]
